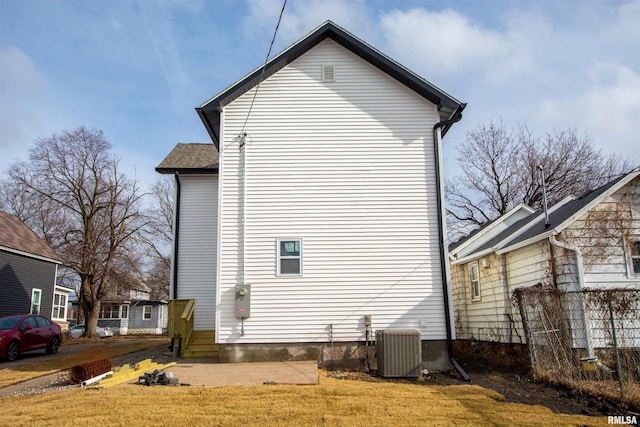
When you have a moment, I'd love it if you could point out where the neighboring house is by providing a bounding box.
[450,168,640,349]
[72,281,168,335]
[156,21,466,370]
[0,211,72,328]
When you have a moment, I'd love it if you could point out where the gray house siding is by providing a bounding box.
[128,303,167,334]
[0,250,55,316]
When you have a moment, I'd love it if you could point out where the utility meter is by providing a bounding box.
[235,285,251,318]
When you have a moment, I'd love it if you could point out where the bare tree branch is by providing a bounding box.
[446,121,634,241]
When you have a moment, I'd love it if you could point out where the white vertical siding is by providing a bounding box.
[217,39,445,343]
[176,175,218,330]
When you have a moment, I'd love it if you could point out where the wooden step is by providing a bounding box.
[182,349,219,358]
[190,330,215,339]
[182,330,218,359]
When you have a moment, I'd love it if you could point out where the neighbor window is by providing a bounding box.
[469,262,481,301]
[30,289,42,314]
[143,305,152,320]
[52,292,67,320]
[121,305,129,319]
[277,238,303,276]
[99,304,120,319]
[630,240,640,275]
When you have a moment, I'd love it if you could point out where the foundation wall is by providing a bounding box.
[219,340,451,372]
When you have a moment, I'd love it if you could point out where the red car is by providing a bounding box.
[0,314,62,361]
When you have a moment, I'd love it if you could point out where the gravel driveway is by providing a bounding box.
[0,336,171,398]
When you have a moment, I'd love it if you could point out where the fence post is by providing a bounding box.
[608,299,625,401]
[514,289,537,370]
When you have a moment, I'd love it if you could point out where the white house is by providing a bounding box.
[156,21,466,372]
[450,168,640,352]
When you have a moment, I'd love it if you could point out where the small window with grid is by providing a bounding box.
[631,240,640,275]
[469,261,481,302]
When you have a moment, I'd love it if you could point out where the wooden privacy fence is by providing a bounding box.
[514,287,640,407]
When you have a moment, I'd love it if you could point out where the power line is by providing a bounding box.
[240,0,287,137]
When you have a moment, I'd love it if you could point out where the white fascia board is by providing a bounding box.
[450,247,495,265]
[496,230,556,254]
[54,285,74,294]
[498,170,640,254]
[0,245,62,265]
[490,195,575,252]
[553,170,640,235]
[451,204,536,256]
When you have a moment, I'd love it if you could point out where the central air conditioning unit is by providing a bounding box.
[376,329,422,378]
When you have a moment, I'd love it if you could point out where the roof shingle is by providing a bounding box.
[0,211,61,262]
[155,143,219,174]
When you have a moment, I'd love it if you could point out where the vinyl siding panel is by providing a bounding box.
[560,176,640,288]
[176,175,218,330]
[451,253,523,342]
[0,250,56,316]
[217,39,445,343]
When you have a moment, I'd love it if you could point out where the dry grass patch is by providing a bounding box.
[0,371,608,426]
[0,340,167,388]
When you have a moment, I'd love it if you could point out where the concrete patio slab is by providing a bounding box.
[159,360,319,387]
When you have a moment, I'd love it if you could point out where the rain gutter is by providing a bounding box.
[432,104,470,382]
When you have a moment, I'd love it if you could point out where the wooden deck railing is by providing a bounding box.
[168,299,196,357]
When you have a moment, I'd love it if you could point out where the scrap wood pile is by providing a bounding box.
[62,358,177,389]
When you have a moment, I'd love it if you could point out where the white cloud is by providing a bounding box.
[379,8,525,80]
[244,0,375,46]
[537,61,640,159]
[611,0,640,43]
[0,47,53,171]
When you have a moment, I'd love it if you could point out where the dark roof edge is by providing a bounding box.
[155,167,219,175]
[196,107,219,146]
[201,21,464,111]
[198,21,465,146]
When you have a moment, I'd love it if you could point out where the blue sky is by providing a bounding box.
[1,0,639,190]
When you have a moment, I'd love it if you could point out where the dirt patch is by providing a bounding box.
[426,356,625,416]
[443,340,635,416]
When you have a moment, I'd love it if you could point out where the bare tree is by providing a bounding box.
[446,121,633,238]
[146,177,173,253]
[4,127,145,337]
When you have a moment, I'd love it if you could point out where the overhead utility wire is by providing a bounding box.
[239,0,288,138]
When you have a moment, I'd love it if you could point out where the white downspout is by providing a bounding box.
[548,235,595,359]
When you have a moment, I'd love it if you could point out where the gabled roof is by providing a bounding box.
[155,143,219,174]
[498,170,639,253]
[449,204,535,256]
[0,211,61,263]
[196,20,466,148]
[450,168,640,262]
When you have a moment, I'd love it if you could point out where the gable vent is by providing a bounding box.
[322,65,335,82]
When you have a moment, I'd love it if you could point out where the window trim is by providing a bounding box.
[627,238,640,277]
[276,238,303,276]
[120,305,129,320]
[51,291,68,321]
[30,288,42,314]
[142,305,152,320]
[99,303,121,319]
[469,261,481,302]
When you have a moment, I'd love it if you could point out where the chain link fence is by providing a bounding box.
[514,287,640,407]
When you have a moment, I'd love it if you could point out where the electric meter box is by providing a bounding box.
[235,285,251,318]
